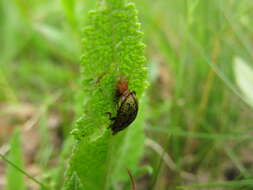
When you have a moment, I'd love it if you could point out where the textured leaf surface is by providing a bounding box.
[63,172,84,190]
[64,0,147,189]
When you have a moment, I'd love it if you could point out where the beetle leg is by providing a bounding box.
[105,112,116,121]
[105,112,112,119]
[95,72,107,84]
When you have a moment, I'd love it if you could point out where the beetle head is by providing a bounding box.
[116,77,129,96]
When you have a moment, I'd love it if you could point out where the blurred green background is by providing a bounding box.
[0,0,253,189]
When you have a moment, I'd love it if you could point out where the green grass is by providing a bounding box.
[0,0,253,189]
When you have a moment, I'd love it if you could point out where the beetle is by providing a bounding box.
[107,78,138,135]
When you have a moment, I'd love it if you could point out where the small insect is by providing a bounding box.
[107,78,138,135]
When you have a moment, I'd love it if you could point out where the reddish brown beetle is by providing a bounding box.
[107,78,138,135]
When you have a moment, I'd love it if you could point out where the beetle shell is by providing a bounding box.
[108,90,138,135]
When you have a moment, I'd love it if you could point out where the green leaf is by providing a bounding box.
[64,0,147,189]
[234,57,253,107]
[63,172,84,190]
[6,129,26,190]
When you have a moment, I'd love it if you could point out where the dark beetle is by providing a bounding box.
[107,78,138,135]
